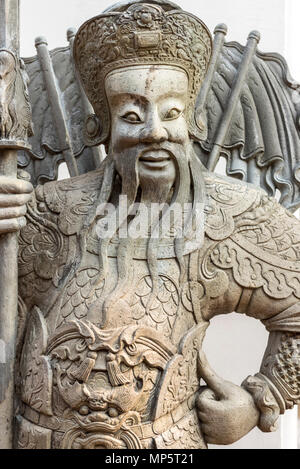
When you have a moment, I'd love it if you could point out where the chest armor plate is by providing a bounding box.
[18,245,208,449]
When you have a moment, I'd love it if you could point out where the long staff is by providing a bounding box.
[0,0,32,448]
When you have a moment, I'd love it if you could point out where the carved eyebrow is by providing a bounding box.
[109,91,186,106]
[155,90,187,100]
[110,93,148,107]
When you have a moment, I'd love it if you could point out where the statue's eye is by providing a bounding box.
[121,112,141,123]
[164,108,182,120]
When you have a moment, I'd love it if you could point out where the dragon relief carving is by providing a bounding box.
[17,318,209,449]
[47,320,175,448]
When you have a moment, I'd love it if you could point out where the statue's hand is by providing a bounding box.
[197,351,260,445]
[0,171,33,233]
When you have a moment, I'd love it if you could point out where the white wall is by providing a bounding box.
[20,0,288,58]
[284,0,300,81]
[19,0,299,449]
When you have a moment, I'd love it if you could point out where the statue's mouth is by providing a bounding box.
[139,149,171,169]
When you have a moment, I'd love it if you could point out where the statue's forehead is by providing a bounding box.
[105,65,189,99]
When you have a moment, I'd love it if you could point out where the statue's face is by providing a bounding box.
[105,66,190,186]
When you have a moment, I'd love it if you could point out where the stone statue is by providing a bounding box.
[0,0,299,450]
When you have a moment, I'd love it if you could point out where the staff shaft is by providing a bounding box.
[0,0,20,449]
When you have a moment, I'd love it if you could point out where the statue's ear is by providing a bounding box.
[84,114,103,147]
[188,106,208,142]
[194,107,208,141]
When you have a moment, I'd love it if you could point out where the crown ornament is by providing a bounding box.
[74,1,212,144]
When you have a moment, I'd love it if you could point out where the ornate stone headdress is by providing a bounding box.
[74,1,212,144]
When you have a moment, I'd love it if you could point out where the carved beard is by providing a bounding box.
[86,141,205,329]
[96,141,197,326]
[111,140,190,208]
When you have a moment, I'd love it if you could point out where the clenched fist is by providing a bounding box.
[0,171,33,233]
[197,351,260,445]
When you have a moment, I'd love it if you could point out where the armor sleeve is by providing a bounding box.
[204,184,300,430]
[242,329,300,432]
[233,196,300,420]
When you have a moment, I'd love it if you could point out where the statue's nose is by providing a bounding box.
[139,113,168,143]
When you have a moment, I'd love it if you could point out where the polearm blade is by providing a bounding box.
[67,27,104,168]
[0,0,32,448]
[0,0,19,51]
[196,23,228,116]
[207,30,261,172]
[34,35,79,178]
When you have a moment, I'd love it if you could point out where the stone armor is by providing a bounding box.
[15,165,300,449]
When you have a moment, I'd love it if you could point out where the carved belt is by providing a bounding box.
[20,394,206,449]
[22,394,196,437]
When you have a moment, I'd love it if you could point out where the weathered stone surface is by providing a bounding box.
[0,0,299,449]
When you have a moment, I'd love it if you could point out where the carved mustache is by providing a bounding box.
[134,141,188,162]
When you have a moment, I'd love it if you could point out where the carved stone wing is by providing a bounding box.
[195,26,300,212]
[17,30,103,186]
